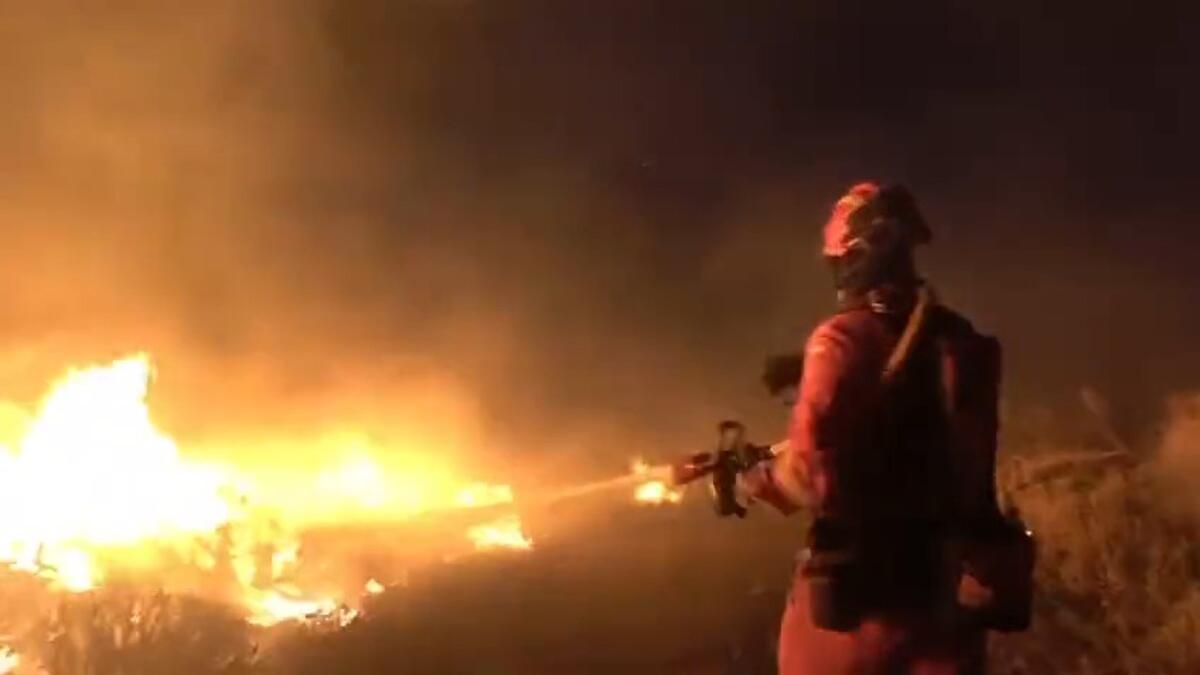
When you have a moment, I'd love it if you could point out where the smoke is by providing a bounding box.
[0,2,494,465]
[1155,393,1200,517]
[0,1,1195,485]
[0,1,814,482]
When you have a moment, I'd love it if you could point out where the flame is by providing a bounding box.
[0,353,529,627]
[0,646,17,675]
[0,355,231,591]
[315,454,389,511]
[262,443,515,525]
[45,548,95,592]
[466,515,532,551]
[630,457,682,505]
[634,480,683,505]
[364,578,385,595]
[246,588,341,626]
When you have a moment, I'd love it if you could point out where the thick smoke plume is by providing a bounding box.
[0,1,1195,485]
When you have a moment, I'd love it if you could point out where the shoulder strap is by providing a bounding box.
[882,284,936,384]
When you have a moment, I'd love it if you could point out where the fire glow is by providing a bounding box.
[630,458,682,505]
[0,646,17,675]
[466,515,533,551]
[0,354,529,626]
[634,480,683,505]
[0,355,230,591]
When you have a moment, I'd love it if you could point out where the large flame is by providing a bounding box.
[0,355,230,591]
[0,354,525,626]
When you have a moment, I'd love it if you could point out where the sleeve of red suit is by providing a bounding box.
[741,318,865,516]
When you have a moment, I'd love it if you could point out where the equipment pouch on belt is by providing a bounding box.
[801,519,862,632]
[953,517,1036,632]
[938,304,1035,633]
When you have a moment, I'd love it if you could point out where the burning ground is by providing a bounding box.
[2,354,1199,674]
[0,353,784,674]
[0,354,537,671]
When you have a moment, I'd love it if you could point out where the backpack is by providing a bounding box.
[934,309,1034,632]
[806,286,1034,633]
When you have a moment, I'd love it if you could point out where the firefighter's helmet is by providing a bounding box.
[822,182,931,259]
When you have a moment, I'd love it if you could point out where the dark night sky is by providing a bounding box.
[314,0,1200,444]
[0,1,1196,471]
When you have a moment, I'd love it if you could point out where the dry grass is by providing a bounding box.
[25,588,259,675]
[990,397,1200,675]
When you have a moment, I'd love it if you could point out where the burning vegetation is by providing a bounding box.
[0,353,555,672]
[0,355,1196,674]
[0,353,707,674]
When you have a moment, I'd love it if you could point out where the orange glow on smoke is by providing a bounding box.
[455,483,515,508]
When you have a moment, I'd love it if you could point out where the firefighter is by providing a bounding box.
[742,182,1008,674]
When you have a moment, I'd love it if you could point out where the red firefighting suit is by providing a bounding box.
[739,180,1011,673]
[748,288,993,667]
[746,289,990,675]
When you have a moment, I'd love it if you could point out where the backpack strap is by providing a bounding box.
[882,284,937,384]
